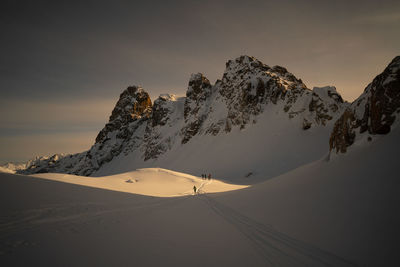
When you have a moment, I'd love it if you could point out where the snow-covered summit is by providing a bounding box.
[312,86,342,101]
[218,56,346,131]
[223,55,305,91]
[0,162,27,174]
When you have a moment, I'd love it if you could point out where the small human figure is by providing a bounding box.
[193,185,197,194]
[208,174,211,180]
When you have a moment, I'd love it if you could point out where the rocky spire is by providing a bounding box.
[95,85,152,144]
[181,73,212,144]
[184,73,212,120]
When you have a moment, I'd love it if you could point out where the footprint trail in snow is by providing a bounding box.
[200,195,357,267]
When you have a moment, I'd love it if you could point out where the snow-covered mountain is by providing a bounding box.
[0,162,26,174]
[329,56,400,154]
[10,55,400,181]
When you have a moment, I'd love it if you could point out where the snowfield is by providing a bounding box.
[1,124,399,266]
[30,168,248,197]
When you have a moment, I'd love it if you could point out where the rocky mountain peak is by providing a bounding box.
[223,56,304,89]
[360,56,400,134]
[95,85,152,144]
[270,65,304,85]
[224,55,270,75]
[218,56,315,131]
[110,85,152,121]
[330,56,400,153]
[187,73,212,98]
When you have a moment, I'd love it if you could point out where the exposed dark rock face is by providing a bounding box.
[184,73,212,119]
[217,56,345,133]
[152,95,175,127]
[95,86,152,144]
[307,86,344,127]
[219,56,308,129]
[181,115,207,144]
[20,153,86,175]
[330,56,400,153]
[329,109,356,153]
[181,73,212,144]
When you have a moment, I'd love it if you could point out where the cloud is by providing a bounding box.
[0,97,115,163]
[354,12,400,25]
[0,98,115,132]
[0,131,97,164]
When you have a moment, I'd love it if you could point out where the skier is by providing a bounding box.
[193,185,197,194]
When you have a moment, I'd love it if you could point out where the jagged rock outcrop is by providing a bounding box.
[21,153,86,174]
[152,94,177,127]
[181,73,213,144]
[330,56,400,153]
[182,56,346,141]
[306,86,345,128]
[14,55,349,176]
[95,86,152,143]
[219,56,308,129]
[74,86,152,175]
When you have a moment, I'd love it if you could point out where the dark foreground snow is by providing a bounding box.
[1,126,399,266]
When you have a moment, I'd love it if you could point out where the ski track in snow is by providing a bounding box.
[197,179,212,194]
[200,195,357,267]
[177,178,212,196]
[0,178,355,266]
[0,196,189,254]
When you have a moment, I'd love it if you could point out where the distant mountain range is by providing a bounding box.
[3,55,399,182]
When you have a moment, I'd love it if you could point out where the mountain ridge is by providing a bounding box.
[2,55,398,182]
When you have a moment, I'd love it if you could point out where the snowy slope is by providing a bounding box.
[95,103,337,183]
[31,168,247,197]
[1,124,398,266]
[212,118,400,266]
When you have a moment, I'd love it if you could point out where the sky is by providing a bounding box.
[1,0,399,164]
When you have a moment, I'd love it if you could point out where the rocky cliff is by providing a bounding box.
[330,56,400,153]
